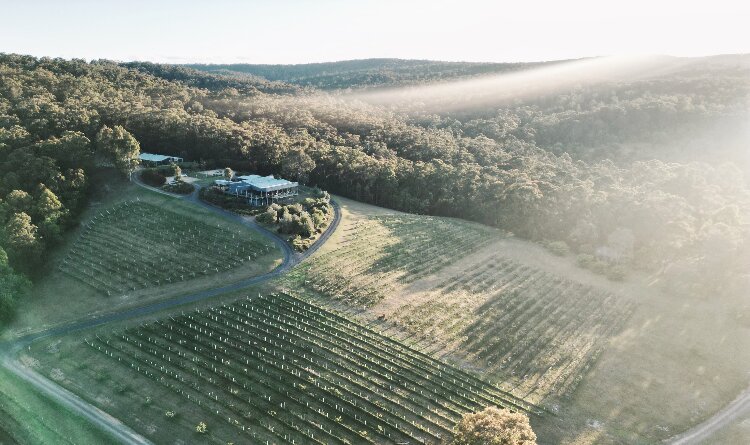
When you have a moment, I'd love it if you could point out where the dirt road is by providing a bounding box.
[0,178,341,444]
[666,387,750,444]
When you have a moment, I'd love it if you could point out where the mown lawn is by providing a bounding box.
[0,365,115,445]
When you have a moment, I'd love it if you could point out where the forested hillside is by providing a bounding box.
[189,56,750,164]
[1,53,748,326]
[186,58,558,90]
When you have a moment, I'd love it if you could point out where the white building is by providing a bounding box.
[215,174,298,206]
[139,153,184,166]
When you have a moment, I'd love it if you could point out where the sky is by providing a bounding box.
[2,0,749,64]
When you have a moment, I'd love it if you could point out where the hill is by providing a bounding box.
[19,193,750,444]
[2,53,748,333]
[185,58,561,90]
[185,56,750,166]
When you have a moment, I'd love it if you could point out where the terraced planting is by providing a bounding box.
[296,215,494,307]
[58,200,275,296]
[37,293,535,444]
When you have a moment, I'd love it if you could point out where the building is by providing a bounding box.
[139,153,184,166]
[215,174,298,206]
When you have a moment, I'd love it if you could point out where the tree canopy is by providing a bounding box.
[0,53,747,327]
[452,406,537,445]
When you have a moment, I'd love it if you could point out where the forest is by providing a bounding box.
[1,53,748,325]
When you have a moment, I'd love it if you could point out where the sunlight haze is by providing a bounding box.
[0,3,749,445]
[3,0,749,63]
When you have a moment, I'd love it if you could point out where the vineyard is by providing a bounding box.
[58,200,275,296]
[286,208,636,402]
[40,293,536,444]
[389,253,637,400]
[295,215,495,307]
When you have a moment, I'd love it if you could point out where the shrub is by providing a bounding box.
[452,406,537,445]
[256,207,277,224]
[606,265,627,281]
[195,422,208,434]
[163,181,194,195]
[140,169,166,187]
[576,253,596,269]
[312,187,330,202]
[589,260,609,275]
[311,208,327,229]
[287,203,304,215]
[292,235,311,252]
[546,241,570,256]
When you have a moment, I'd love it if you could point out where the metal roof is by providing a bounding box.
[139,153,182,162]
[235,175,298,192]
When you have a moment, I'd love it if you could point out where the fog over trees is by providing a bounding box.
[1,53,748,323]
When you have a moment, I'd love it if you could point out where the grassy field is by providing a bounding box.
[29,292,536,444]
[3,181,283,340]
[703,412,750,444]
[0,365,115,445]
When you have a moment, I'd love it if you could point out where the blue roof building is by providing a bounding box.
[215,174,298,206]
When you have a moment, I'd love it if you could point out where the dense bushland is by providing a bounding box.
[1,53,748,325]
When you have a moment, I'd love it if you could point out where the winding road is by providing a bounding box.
[0,176,341,445]
[0,175,743,445]
[665,388,750,445]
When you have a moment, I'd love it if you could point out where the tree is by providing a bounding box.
[3,212,43,271]
[173,164,182,181]
[5,212,39,251]
[452,407,537,445]
[223,167,234,181]
[5,190,32,213]
[297,212,315,238]
[34,185,63,221]
[0,247,8,269]
[256,207,278,224]
[34,185,65,244]
[0,261,30,323]
[96,125,140,177]
[195,422,208,434]
[282,147,316,183]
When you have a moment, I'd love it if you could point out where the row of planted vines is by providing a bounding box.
[390,254,637,401]
[79,293,536,444]
[58,200,274,296]
[289,209,636,403]
[296,215,494,307]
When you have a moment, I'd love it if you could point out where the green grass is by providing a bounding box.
[29,292,536,444]
[0,365,115,445]
[286,211,636,401]
[291,214,495,307]
[58,200,273,296]
[3,181,283,340]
